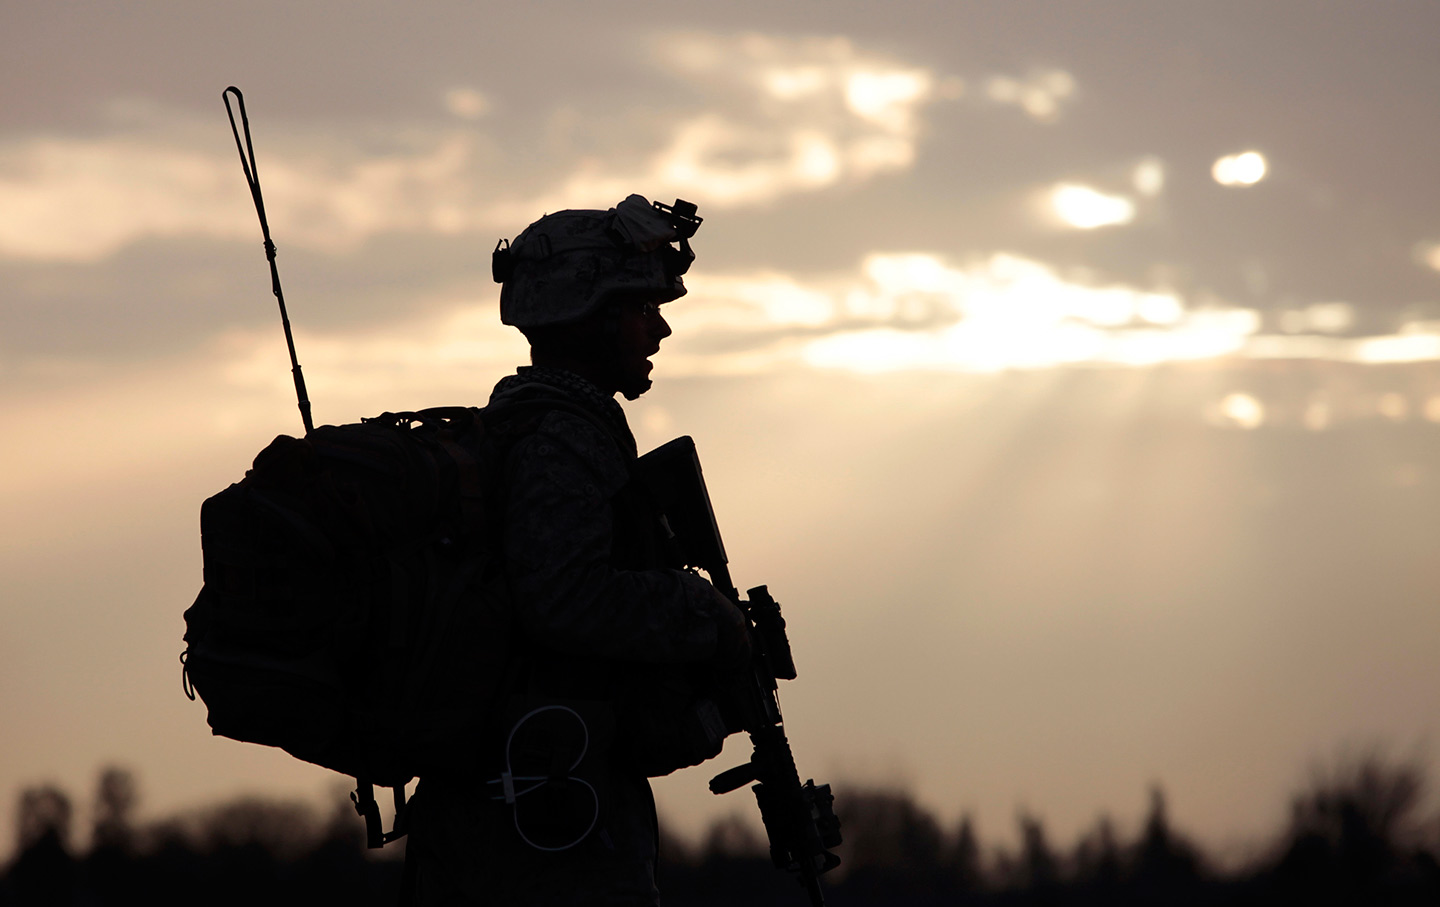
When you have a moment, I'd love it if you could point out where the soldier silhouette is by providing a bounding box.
[401,195,751,906]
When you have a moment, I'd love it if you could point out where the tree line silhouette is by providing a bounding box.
[4,754,1439,905]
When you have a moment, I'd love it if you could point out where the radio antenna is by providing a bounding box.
[223,86,313,434]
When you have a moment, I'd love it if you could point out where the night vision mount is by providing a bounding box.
[652,198,703,240]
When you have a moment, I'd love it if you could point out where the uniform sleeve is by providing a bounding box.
[501,410,725,663]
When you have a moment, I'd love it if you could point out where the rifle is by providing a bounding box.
[635,436,842,907]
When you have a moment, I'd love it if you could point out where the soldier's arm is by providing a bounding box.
[501,412,734,663]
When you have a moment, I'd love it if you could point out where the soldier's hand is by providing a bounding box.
[710,589,754,670]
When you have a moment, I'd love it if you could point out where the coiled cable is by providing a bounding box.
[485,705,599,852]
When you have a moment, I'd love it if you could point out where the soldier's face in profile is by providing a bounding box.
[609,292,673,400]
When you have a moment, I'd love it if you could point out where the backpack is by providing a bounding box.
[181,404,539,847]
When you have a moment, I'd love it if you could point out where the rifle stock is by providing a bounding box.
[635,437,842,906]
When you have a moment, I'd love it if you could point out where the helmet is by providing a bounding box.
[493,195,702,329]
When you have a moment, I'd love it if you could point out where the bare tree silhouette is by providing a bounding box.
[1132,786,1203,885]
[91,766,137,853]
[1015,810,1059,892]
[6,757,1440,905]
[1070,814,1122,890]
[7,784,76,905]
[1264,749,1435,903]
[945,814,983,892]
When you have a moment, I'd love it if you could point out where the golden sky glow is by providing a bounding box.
[7,1,1440,861]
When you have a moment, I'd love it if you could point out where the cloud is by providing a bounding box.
[1050,183,1137,229]
[1411,240,1440,272]
[1212,150,1267,186]
[0,137,252,262]
[796,253,1255,371]
[0,128,503,262]
[1132,158,1165,197]
[1277,302,1355,335]
[220,300,528,407]
[983,68,1076,122]
[663,252,1440,376]
[10,246,1440,484]
[1213,392,1265,430]
[658,252,1247,374]
[444,87,491,120]
[0,31,950,263]
[0,285,529,511]
[528,32,944,212]
[163,244,1440,391]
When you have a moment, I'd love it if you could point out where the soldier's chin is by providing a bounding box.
[617,358,654,400]
[619,375,653,401]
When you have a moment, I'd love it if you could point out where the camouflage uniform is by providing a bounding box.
[403,366,733,906]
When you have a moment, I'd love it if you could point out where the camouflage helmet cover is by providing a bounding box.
[494,194,702,329]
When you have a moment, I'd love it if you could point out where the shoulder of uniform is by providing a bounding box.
[506,406,630,491]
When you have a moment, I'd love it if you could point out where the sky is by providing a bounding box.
[6,0,1440,862]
